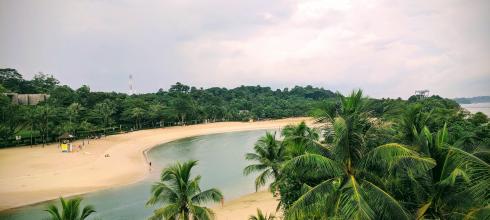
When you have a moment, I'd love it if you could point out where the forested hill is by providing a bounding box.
[1,68,338,146]
[0,68,336,120]
[454,96,490,104]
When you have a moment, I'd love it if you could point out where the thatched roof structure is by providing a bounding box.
[58,133,75,140]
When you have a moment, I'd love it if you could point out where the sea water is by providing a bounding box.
[461,103,490,116]
[0,129,275,220]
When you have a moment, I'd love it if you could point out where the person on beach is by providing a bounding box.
[149,161,152,172]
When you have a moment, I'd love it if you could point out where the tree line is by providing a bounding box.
[1,68,336,147]
[42,90,489,220]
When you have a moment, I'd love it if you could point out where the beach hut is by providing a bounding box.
[58,133,75,152]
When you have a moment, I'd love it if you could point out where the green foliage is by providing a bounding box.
[2,67,487,218]
[1,69,339,147]
[146,160,223,220]
[0,68,26,92]
[31,73,60,93]
[244,132,286,192]
[44,197,95,220]
[281,121,323,157]
[91,100,115,128]
[470,112,488,125]
[247,90,490,220]
[249,209,275,220]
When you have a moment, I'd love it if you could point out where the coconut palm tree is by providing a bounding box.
[35,104,56,147]
[44,197,95,220]
[244,132,286,191]
[148,104,165,127]
[146,160,223,220]
[248,209,275,220]
[282,90,435,219]
[400,124,490,219]
[91,100,114,131]
[396,103,431,145]
[130,107,145,129]
[281,121,323,157]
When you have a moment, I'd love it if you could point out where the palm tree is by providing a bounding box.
[44,197,95,220]
[282,90,435,219]
[146,160,223,220]
[401,124,490,219]
[249,209,275,220]
[35,105,56,147]
[130,107,146,129]
[148,104,165,127]
[67,103,83,134]
[281,121,323,157]
[92,100,114,132]
[79,121,95,143]
[397,103,431,145]
[244,132,286,191]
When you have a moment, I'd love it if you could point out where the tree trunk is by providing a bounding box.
[30,123,33,147]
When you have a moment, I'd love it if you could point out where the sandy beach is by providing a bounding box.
[0,117,310,214]
[213,191,280,220]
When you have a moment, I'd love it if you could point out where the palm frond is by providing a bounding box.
[286,178,340,219]
[463,205,490,220]
[338,176,375,220]
[361,180,410,220]
[192,188,223,204]
[416,201,432,220]
[146,182,178,206]
[243,164,268,175]
[254,169,273,191]
[440,147,490,202]
[282,153,343,179]
[245,153,263,161]
[366,143,436,174]
[438,167,470,187]
[249,209,276,220]
[44,204,62,220]
[148,204,181,220]
[190,205,215,220]
[80,205,96,220]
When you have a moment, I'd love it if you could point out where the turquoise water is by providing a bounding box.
[0,129,274,220]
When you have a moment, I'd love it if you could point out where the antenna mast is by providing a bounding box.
[129,74,134,95]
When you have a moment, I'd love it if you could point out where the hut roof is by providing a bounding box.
[58,133,75,139]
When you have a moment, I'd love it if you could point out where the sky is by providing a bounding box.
[1,0,489,98]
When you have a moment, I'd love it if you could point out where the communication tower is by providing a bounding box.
[129,74,134,95]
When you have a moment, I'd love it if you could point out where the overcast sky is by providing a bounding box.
[1,0,489,98]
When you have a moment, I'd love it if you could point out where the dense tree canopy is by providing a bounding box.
[0,68,336,147]
[2,66,487,219]
[244,90,489,219]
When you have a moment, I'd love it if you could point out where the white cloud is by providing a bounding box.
[0,0,488,98]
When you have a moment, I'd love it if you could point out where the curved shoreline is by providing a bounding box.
[0,118,311,212]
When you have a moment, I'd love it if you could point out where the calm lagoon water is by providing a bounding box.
[0,129,274,220]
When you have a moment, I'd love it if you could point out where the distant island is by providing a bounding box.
[453,96,490,104]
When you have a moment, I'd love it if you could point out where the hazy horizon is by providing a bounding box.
[1,0,489,99]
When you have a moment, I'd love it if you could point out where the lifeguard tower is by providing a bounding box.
[58,133,75,152]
